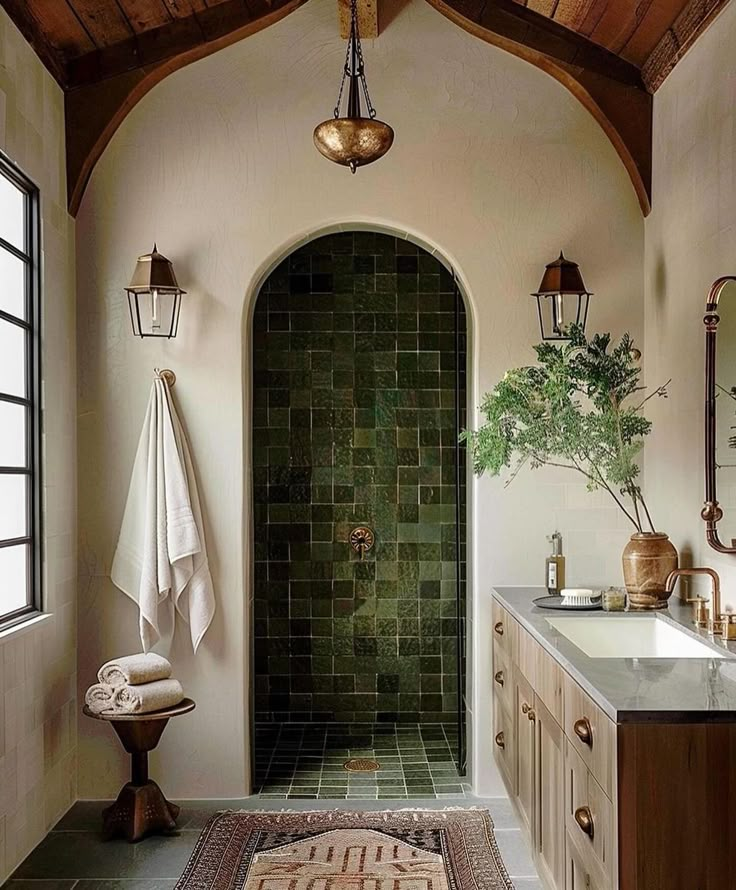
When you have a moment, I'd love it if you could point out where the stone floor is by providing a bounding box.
[255,721,468,798]
[2,797,542,890]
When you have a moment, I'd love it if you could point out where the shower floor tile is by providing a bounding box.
[254,722,468,800]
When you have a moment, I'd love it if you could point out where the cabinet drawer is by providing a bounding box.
[563,673,615,797]
[492,598,516,655]
[493,695,514,793]
[565,742,615,888]
[492,645,513,715]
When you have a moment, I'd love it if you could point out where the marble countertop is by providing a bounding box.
[493,587,736,723]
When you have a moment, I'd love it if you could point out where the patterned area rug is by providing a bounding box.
[175,809,515,890]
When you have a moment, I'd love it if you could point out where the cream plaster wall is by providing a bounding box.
[0,10,77,883]
[645,2,736,606]
[76,0,643,799]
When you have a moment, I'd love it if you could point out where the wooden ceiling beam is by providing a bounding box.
[429,0,652,214]
[65,0,286,87]
[339,0,378,39]
[477,0,646,86]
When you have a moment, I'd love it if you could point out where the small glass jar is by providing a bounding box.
[601,586,627,612]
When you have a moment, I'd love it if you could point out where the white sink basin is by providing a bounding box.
[546,616,729,659]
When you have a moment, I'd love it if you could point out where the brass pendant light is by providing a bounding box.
[313,0,394,172]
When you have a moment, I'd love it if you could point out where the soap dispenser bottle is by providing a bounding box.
[546,532,565,594]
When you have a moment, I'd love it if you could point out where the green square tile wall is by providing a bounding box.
[252,231,467,724]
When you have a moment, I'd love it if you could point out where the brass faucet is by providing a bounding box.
[665,567,725,635]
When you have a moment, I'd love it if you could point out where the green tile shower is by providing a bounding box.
[252,231,467,797]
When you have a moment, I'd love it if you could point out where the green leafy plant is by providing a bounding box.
[461,325,670,534]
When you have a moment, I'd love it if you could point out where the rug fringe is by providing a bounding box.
[224,806,490,822]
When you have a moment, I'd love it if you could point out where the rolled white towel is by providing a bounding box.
[111,678,185,715]
[98,653,172,688]
[85,683,116,715]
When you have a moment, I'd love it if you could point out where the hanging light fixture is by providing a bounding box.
[313,0,394,173]
[531,252,592,341]
[125,244,185,339]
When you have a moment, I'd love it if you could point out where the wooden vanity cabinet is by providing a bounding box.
[491,598,736,890]
[492,605,616,890]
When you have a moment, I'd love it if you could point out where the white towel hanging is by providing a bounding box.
[111,370,215,653]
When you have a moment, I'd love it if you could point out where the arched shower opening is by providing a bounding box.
[250,228,469,799]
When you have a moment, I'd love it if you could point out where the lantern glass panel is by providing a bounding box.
[536,292,590,341]
[127,289,181,339]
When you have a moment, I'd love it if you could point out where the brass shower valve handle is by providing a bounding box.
[349,526,375,560]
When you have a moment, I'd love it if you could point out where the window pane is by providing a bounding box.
[0,248,26,319]
[0,174,25,251]
[0,544,29,614]
[0,320,26,397]
[0,474,26,539]
[0,401,26,466]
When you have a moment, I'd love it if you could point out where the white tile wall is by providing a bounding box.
[0,9,77,883]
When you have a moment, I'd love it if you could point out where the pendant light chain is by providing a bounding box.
[333,0,377,120]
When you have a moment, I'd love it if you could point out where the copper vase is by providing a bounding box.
[622,533,678,610]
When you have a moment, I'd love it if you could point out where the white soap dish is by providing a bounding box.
[560,588,600,607]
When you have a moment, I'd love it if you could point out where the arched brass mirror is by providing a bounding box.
[704,276,736,552]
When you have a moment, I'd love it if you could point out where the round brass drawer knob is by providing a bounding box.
[494,731,505,750]
[494,670,504,687]
[574,717,593,747]
[494,621,504,636]
[574,806,594,840]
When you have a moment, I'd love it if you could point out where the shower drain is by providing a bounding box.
[344,758,380,772]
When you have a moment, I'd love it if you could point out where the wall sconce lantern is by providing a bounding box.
[125,244,185,338]
[532,252,592,341]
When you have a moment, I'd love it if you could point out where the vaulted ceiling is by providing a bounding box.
[0,0,729,215]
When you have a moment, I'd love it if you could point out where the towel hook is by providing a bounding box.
[156,368,176,388]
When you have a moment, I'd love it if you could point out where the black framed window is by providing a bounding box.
[0,153,41,630]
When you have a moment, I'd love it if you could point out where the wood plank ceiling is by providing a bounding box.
[512,0,728,90]
[0,0,729,215]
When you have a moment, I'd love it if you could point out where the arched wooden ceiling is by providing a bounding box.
[0,0,727,216]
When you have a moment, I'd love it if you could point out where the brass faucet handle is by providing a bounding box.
[719,613,736,641]
[686,596,710,628]
[711,617,726,637]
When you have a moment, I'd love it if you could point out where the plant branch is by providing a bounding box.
[635,378,672,411]
[574,455,642,531]
[543,455,641,530]
[504,454,531,488]
[628,486,643,534]
[639,492,657,533]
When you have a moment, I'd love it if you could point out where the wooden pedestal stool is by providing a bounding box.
[83,698,195,842]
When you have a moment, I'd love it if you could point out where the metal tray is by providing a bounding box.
[532,595,602,611]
